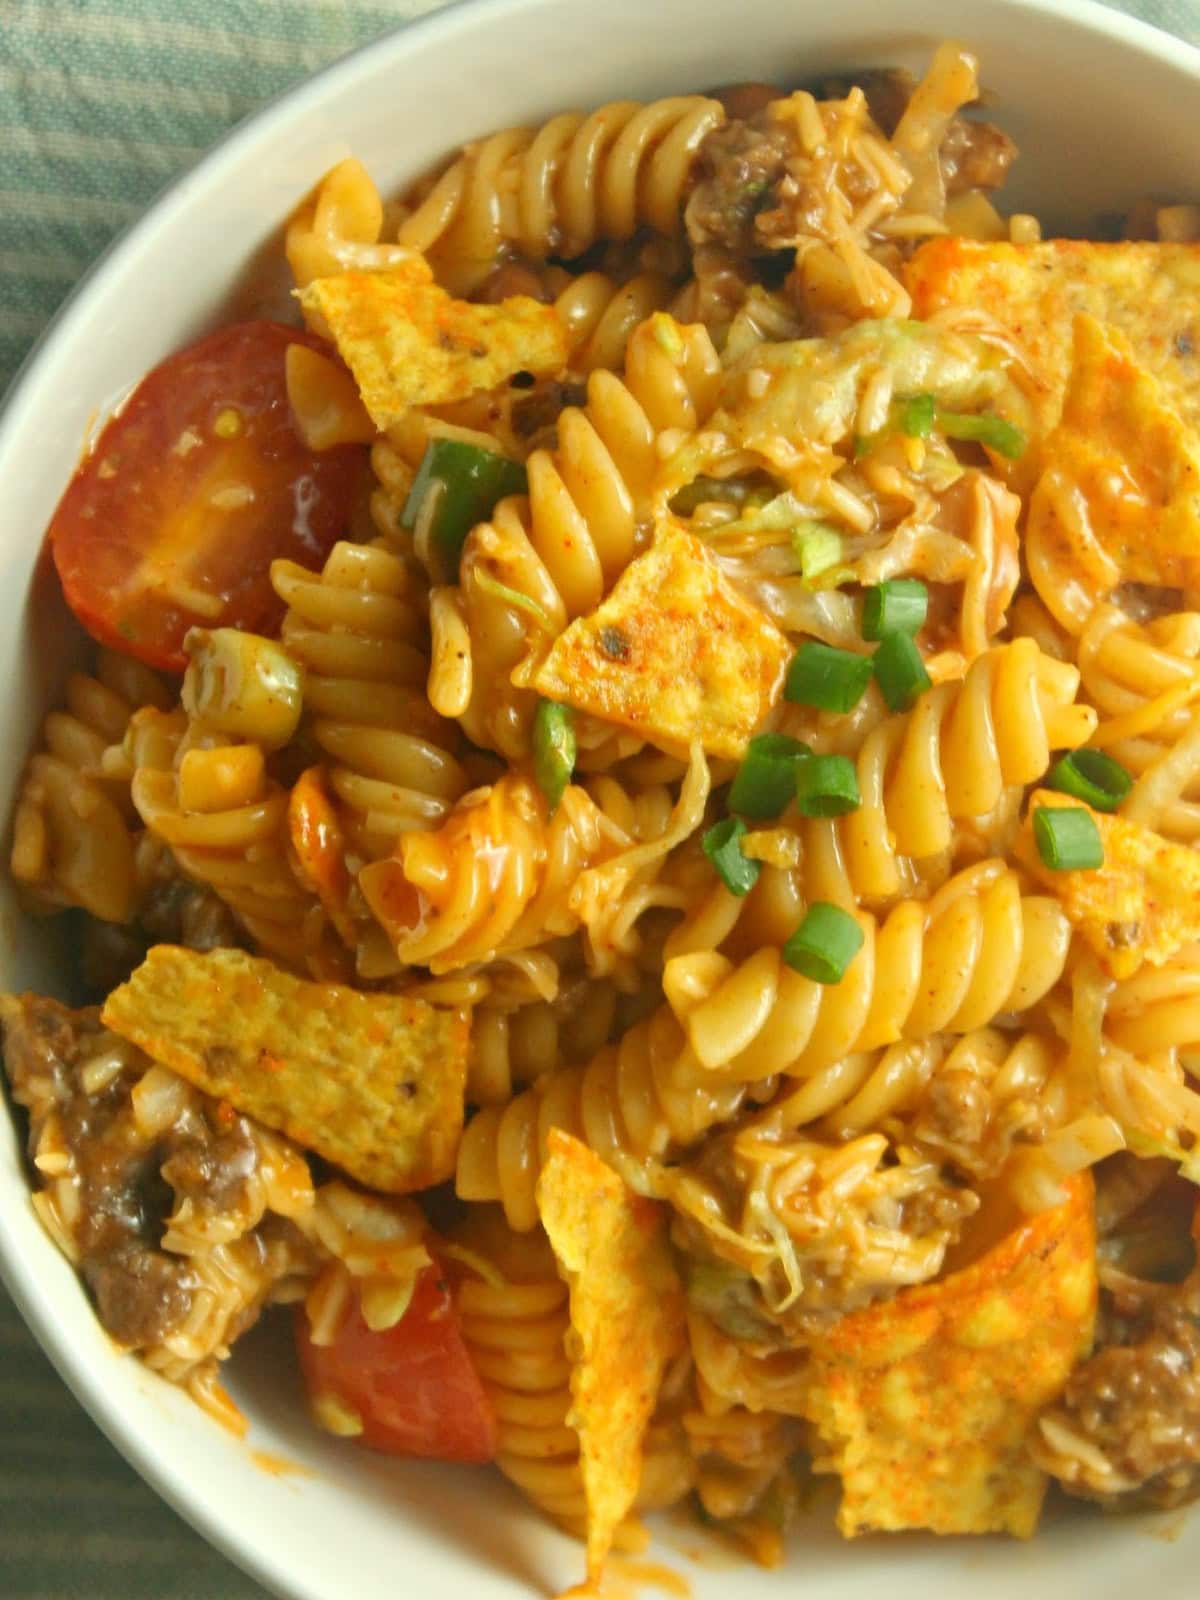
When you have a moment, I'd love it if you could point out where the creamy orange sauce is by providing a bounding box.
[560,1555,691,1600]
[248,1448,314,1479]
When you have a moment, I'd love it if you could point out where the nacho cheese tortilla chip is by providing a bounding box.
[904,239,1200,457]
[1020,789,1200,980]
[101,945,467,1193]
[1027,315,1200,605]
[533,527,790,760]
[536,1129,686,1582]
[802,1173,1097,1538]
[298,258,568,429]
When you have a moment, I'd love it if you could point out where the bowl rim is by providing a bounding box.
[3,0,1200,1596]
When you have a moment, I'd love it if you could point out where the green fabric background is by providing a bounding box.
[0,0,1198,1594]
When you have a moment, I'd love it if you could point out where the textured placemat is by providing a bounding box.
[1,1,1198,1596]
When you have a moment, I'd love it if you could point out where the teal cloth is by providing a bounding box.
[1,1,1199,1595]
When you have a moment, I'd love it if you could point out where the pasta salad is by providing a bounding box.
[5,39,1200,1591]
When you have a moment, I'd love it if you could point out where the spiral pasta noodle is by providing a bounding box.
[1067,602,1200,841]
[271,540,470,861]
[555,270,677,374]
[397,97,725,295]
[127,708,335,975]
[359,774,644,974]
[665,859,1071,1087]
[456,1001,759,1232]
[10,651,171,923]
[797,638,1097,909]
[467,975,619,1107]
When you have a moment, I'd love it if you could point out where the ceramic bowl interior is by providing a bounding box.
[2,0,1198,1595]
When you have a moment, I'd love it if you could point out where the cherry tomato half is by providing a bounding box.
[50,321,365,670]
[296,1264,497,1463]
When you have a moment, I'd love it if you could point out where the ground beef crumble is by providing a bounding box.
[1046,1268,1200,1510]
[685,70,1016,259]
[1,992,310,1354]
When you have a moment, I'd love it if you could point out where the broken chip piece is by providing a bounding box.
[536,1129,686,1584]
[1019,789,1200,980]
[533,527,791,760]
[298,259,568,429]
[801,1172,1097,1538]
[101,945,467,1194]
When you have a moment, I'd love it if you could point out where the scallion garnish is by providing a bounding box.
[861,579,928,642]
[782,902,865,984]
[401,437,527,580]
[794,753,861,817]
[785,642,873,714]
[900,393,937,438]
[532,698,575,813]
[1033,805,1105,872]
[702,816,762,896]
[873,630,932,712]
[936,409,1026,460]
[728,733,811,819]
[1045,749,1132,813]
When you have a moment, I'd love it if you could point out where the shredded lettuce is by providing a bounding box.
[721,317,1015,451]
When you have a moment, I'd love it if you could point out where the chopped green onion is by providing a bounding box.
[794,753,861,817]
[702,817,761,896]
[853,433,875,460]
[936,409,1027,460]
[471,569,552,631]
[783,902,865,985]
[861,579,928,642]
[401,438,527,580]
[901,393,936,438]
[873,630,932,712]
[1033,805,1105,872]
[792,522,844,584]
[532,699,575,813]
[785,642,873,714]
[729,733,811,819]
[1046,749,1133,813]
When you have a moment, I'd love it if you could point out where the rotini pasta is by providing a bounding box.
[358,771,678,974]
[398,97,726,295]
[10,651,170,922]
[665,860,1071,1083]
[455,994,771,1231]
[467,973,620,1107]
[271,539,470,862]
[127,708,337,975]
[798,637,1098,908]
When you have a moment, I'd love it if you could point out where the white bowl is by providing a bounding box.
[2,0,1199,1595]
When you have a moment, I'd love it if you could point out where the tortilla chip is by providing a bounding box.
[1025,315,1200,605]
[101,945,466,1193]
[1019,788,1200,980]
[802,1173,1096,1538]
[533,528,790,760]
[536,1129,686,1582]
[904,239,1200,462]
[298,259,567,428]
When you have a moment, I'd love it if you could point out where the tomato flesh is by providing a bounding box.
[50,321,364,670]
[296,1264,497,1463]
